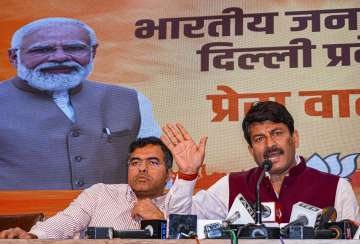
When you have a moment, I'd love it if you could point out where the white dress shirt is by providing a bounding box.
[30,183,167,239]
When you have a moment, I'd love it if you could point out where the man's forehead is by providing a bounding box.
[130,144,164,158]
[21,24,90,48]
[249,121,288,132]
[27,40,88,49]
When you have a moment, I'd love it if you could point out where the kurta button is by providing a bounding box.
[75,179,84,187]
[75,156,82,162]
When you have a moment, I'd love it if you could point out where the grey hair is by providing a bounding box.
[11,17,97,49]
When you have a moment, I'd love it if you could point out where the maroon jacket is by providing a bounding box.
[228,157,339,222]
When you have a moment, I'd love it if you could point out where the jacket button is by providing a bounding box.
[75,179,84,187]
[75,156,82,162]
[71,130,80,137]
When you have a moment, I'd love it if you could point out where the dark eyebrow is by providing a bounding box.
[128,157,141,161]
[26,43,55,50]
[26,42,89,51]
[146,157,161,161]
[128,156,160,161]
[251,133,264,139]
[251,127,284,139]
[270,128,284,133]
[27,45,54,51]
[62,43,89,48]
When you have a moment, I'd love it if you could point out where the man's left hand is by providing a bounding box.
[132,198,165,220]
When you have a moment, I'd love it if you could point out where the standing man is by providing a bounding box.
[0,137,172,239]
[0,17,160,189]
[162,101,359,222]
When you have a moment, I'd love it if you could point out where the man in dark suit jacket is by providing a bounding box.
[0,17,160,189]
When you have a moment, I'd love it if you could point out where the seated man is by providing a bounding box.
[0,137,172,239]
[162,101,359,222]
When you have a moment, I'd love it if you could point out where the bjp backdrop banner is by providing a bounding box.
[0,0,359,194]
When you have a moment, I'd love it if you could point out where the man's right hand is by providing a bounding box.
[161,123,207,175]
[0,227,37,239]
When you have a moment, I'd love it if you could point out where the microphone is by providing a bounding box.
[318,206,337,229]
[315,206,357,239]
[280,202,322,238]
[314,228,339,239]
[113,229,152,238]
[262,159,273,171]
[168,214,197,239]
[324,219,359,239]
[222,211,241,228]
[260,201,283,223]
[312,207,356,239]
[280,215,313,238]
[255,159,272,224]
[281,215,308,233]
[236,160,274,239]
[85,220,167,239]
[85,227,114,239]
[85,227,152,239]
[289,202,322,228]
[115,220,167,239]
[203,211,242,239]
[226,193,255,225]
[140,220,167,239]
[314,220,355,239]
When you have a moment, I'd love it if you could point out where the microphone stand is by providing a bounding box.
[238,160,273,239]
[255,160,272,224]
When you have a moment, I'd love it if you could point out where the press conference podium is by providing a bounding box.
[0,239,359,244]
[0,190,358,243]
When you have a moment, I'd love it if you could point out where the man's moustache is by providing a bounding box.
[135,174,152,181]
[34,61,83,72]
[263,146,284,159]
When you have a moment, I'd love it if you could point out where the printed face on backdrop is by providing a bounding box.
[9,24,96,91]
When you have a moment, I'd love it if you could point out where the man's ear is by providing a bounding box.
[8,49,18,67]
[248,144,254,157]
[91,44,98,59]
[293,129,299,148]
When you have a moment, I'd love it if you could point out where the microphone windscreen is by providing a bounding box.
[226,193,255,225]
[262,160,272,171]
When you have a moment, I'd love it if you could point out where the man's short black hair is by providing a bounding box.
[129,136,173,169]
[242,101,294,146]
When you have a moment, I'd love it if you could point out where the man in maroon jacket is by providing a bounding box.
[162,101,359,223]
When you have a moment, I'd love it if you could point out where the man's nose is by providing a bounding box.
[47,48,70,62]
[137,162,148,172]
[265,135,276,148]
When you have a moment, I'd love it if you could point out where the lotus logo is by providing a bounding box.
[306,153,359,178]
